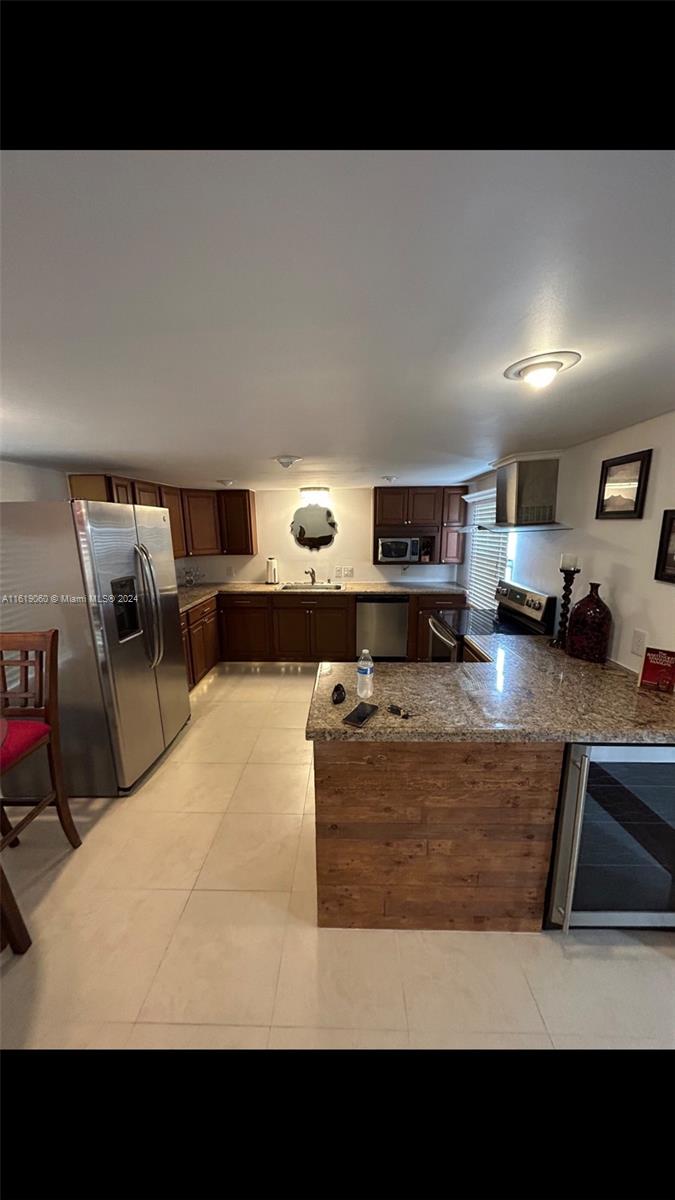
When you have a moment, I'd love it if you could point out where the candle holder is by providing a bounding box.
[550,568,580,649]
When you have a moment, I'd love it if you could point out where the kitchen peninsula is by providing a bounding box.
[305,636,675,931]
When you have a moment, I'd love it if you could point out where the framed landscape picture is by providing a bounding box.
[654,509,675,583]
[595,448,652,519]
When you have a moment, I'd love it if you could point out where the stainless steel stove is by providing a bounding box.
[426,579,556,661]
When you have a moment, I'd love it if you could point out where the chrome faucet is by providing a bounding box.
[304,568,316,586]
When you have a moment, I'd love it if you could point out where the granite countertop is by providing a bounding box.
[177,580,467,613]
[305,635,675,745]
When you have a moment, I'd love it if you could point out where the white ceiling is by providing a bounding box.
[2,150,674,489]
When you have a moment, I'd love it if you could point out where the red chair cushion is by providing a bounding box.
[0,720,51,773]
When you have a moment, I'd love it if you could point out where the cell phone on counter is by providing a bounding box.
[342,702,378,729]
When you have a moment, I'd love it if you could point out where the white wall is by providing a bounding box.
[0,458,69,501]
[493,412,675,671]
[177,487,458,586]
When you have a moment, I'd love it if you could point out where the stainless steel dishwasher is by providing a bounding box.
[355,594,409,659]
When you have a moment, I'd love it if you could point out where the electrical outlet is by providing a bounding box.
[342,566,354,578]
[631,628,648,657]
[334,566,343,578]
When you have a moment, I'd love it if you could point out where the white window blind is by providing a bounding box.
[466,495,509,611]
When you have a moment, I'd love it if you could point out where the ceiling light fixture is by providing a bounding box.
[299,486,330,506]
[217,479,235,486]
[504,351,581,389]
[381,475,398,483]
[275,455,303,469]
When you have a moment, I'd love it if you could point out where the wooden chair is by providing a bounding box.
[0,630,81,953]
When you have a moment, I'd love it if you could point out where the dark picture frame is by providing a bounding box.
[654,509,675,583]
[595,448,652,519]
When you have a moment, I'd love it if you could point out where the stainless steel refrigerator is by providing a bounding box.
[0,500,190,797]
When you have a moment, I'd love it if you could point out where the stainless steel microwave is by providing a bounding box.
[377,537,421,563]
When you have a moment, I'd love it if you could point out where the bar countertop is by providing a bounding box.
[305,635,675,745]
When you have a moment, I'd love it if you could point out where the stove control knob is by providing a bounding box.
[533,600,542,610]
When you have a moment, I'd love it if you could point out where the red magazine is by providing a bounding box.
[638,647,675,694]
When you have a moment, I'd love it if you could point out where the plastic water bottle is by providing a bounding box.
[357,649,374,699]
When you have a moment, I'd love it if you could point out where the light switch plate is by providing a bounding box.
[631,628,648,657]
[334,566,343,578]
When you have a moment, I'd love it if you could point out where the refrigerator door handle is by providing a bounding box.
[134,543,159,668]
[561,752,590,934]
[143,544,165,667]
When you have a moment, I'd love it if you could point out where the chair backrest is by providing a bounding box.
[0,630,59,724]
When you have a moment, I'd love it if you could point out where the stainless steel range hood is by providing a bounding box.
[460,457,572,533]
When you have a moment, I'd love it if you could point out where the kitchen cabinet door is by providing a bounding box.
[440,527,465,564]
[180,617,194,688]
[133,480,161,507]
[189,620,208,683]
[182,490,222,556]
[68,474,111,501]
[218,490,258,556]
[203,610,220,670]
[159,485,187,559]
[442,486,467,526]
[311,604,355,661]
[374,487,409,526]
[272,606,311,660]
[220,603,272,661]
[408,487,443,526]
[110,476,135,505]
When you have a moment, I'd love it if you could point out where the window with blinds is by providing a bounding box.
[466,495,509,611]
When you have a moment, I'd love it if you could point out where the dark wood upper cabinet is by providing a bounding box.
[159,485,187,559]
[109,476,135,505]
[217,489,258,556]
[68,474,112,502]
[182,489,222,556]
[407,487,443,526]
[374,486,444,528]
[374,487,410,526]
[133,480,161,507]
[442,486,468,526]
[440,527,465,565]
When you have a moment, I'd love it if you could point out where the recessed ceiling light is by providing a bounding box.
[275,455,303,469]
[504,351,581,389]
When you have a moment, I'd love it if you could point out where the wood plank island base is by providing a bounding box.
[314,740,564,930]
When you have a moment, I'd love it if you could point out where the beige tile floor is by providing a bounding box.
[2,662,674,1050]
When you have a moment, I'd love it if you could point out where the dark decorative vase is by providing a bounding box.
[566,582,612,664]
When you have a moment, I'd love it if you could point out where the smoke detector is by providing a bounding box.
[275,455,303,469]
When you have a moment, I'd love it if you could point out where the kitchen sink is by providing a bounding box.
[280,583,344,591]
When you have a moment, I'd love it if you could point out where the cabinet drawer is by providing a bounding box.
[187,596,217,625]
[417,593,467,608]
[271,593,351,608]
[218,593,271,610]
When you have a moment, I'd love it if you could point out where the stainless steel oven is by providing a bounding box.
[377,537,420,563]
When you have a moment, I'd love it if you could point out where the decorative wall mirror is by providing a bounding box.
[290,489,338,551]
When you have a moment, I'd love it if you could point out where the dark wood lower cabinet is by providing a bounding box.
[186,598,219,687]
[272,606,311,659]
[313,603,355,660]
[219,598,272,661]
[180,614,193,688]
[189,621,208,684]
